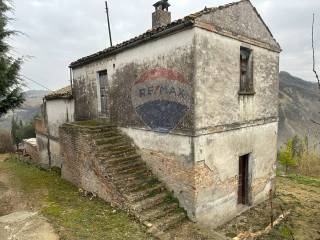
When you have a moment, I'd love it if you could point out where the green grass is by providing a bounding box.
[0,155,153,240]
[285,174,320,187]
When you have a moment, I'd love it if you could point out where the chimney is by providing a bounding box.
[152,0,171,29]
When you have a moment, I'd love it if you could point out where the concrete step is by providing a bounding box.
[116,175,159,195]
[131,192,168,212]
[127,183,166,202]
[92,131,119,139]
[116,165,147,176]
[97,141,132,152]
[87,127,117,134]
[139,202,179,222]
[112,169,149,183]
[105,154,141,166]
[96,136,125,145]
[109,160,146,173]
[121,177,160,193]
[152,212,186,232]
[96,149,136,159]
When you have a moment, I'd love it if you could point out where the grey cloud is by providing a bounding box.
[8,0,320,90]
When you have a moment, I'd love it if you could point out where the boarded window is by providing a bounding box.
[240,47,254,94]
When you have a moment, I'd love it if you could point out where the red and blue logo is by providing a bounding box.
[132,68,191,133]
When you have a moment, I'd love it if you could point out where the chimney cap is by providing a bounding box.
[153,0,170,10]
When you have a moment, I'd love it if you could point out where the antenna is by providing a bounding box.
[105,1,113,47]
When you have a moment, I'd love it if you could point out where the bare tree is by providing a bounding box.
[312,13,320,89]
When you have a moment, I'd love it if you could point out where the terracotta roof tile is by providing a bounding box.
[45,86,72,100]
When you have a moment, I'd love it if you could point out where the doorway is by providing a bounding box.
[98,70,108,116]
[238,154,250,205]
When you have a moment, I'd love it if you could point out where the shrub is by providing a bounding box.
[279,135,320,177]
[279,139,297,175]
[0,129,14,153]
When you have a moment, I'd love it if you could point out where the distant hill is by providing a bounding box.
[278,71,320,148]
[1,75,319,149]
[0,90,49,130]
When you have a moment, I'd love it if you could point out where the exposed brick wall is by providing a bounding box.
[139,149,217,221]
[59,124,125,208]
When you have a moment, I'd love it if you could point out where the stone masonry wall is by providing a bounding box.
[59,124,125,207]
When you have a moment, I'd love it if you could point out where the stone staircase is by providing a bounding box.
[87,123,188,238]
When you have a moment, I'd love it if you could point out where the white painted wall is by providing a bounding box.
[46,99,75,138]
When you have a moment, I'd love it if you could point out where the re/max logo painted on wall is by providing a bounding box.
[131,68,191,133]
[138,85,190,99]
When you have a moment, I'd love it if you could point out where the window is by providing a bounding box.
[239,47,254,94]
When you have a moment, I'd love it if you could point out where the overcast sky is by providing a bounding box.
[7,0,320,91]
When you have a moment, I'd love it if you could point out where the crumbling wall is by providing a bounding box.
[121,127,197,219]
[191,27,279,227]
[35,134,50,168]
[23,139,40,166]
[59,124,124,206]
[194,122,278,227]
[35,99,75,168]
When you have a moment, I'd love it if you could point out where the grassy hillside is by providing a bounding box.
[278,72,320,148]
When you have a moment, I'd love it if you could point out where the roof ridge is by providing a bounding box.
[70,0,280,68]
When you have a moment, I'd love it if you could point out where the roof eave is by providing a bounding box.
[69,20,195,69]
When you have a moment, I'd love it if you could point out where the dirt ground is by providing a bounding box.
[0,153,319,240]
[217,176,320,240]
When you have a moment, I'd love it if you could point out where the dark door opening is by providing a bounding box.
[238,154,249,205]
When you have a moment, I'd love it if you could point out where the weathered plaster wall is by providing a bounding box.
[120,127,196,218]
[193,122,278,227]
[197,0,280,50]
[46,99,75,138]
[35,98,74,168]
[23,139,40,166]
[194,27,279,132]
[35,134,50,169]
[72,28,196,133]
[191,26,279,227]
[71,22,279,227]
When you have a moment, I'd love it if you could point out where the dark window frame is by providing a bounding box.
[239,47,255,95]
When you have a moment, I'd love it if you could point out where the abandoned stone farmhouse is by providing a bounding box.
[33,0,280,234]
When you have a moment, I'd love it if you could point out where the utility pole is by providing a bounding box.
[105,1,113,47]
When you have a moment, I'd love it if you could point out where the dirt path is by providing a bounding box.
[0,154,60,240]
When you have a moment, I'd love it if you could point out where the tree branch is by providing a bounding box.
[312,13,320,89]
[311,119,320,126]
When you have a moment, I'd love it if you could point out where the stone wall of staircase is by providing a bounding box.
[59,122,188,238]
